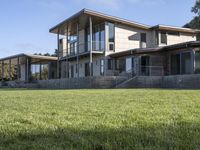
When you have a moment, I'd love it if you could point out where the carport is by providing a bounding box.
[0,54,57,82]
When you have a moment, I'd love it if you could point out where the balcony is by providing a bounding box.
[59,41,105,58]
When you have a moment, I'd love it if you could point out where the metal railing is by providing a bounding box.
[58,41,105,58]
[138,66,164,76]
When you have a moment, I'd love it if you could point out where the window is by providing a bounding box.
[141,33,146,43]
[100,60,104,75]
[86,23,105,52]
[171,52,192,75]
[140,33,147,48]
[71,65,74,78]
[75,64,78,73]
[168,31,180,36]
[93,26,100,51]
[181,52,192,74]
[171,54,180,75]
[195,51,200,73]
[108,22,115,51]
[141,56,150,76]
[85,63,90,77]
[100,24,105,50]
[161,32,167,44]
[59,39,63,44]
[107,59,113,70]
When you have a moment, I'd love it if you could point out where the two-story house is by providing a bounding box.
[50,9,199,79]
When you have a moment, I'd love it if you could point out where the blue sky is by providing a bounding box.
[0,0,197,57]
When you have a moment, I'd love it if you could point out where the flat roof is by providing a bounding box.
[49,9,150,34]
[151,25,199,34]
[109,41,200,57]
[50,8,199,34]
[0,53,58,62]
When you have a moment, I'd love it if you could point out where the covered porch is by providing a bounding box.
[109,41,200,77]
[0,54,57,82]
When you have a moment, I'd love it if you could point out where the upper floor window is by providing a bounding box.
[168,31,180,36]
[108,23,115,51]
[161,32,167,44]
[140,33,147,48]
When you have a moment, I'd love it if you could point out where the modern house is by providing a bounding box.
[1,9,200,88]
[49,9,200,80]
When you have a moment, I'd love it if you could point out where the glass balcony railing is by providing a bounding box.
[58,41,105,58]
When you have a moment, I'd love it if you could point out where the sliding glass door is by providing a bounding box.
[170,52,192,75]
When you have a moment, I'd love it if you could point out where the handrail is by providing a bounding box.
[58,41,105,57]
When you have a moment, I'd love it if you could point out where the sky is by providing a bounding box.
[0,0,197,57]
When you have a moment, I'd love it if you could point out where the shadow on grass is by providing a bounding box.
[1,122,200,150]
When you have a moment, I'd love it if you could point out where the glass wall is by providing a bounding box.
[108,22,115,51]
[170,52,192,75]
[86,23,105,52]
[181,52,192,74]
[31,64,49,80]
[171,54,180,75]
[195,51,200,73]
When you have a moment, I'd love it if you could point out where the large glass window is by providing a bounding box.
[171,54,180,75]
[107,59,113,70]
[100,24,105,50]
[86,23,105,52]
[141,56,150,76]
[108,23,115,42]
[181,52,192,74]
[195,51,200,74]
[108,23,115,51]
[100,60,104,76]
[161,32,167,44]
[140,33,147,48]
[171,52,192,75]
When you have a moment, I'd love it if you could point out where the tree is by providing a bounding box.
[192,0,200,15]
[184,1,200,40]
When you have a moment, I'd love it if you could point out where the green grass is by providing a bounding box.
[0,89,200,150]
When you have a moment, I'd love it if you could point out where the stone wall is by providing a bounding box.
[37,76,127,89]
[117,74,200,89]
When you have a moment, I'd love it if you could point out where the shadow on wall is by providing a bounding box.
[1,122,200,149]
[128,33,140,41]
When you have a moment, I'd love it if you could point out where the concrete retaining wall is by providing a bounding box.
[117,74,200,89]
[37,76,127,89]
[0,81,39,88]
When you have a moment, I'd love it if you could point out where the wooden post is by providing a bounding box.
[89,16,93,76]
[9,59,11,81]
[77,23,80,78]
[17,57,20,80]
[66,24,69,78]
[39,63,42,80]
[1,61,4,81]
[26,58,29,81]
[57,30,60,78]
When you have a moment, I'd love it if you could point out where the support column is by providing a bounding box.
[66,24,69,78]
[17,57,20,80]
[9,59,11,81]
[89,16,93,76]
[39,63,42,80]
[26,57,31,82]
[57,30,60,78]
[1,61,4,81]
[77,23,80,78]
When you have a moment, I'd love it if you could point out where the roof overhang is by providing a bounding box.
[150,25,199,34]
[109,41,200,58]
[0,53,57,64]
[49,9,150,35]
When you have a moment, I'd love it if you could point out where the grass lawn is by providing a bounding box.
[0,89,200,150]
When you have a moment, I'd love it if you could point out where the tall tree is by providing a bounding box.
[184,0,200,40]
